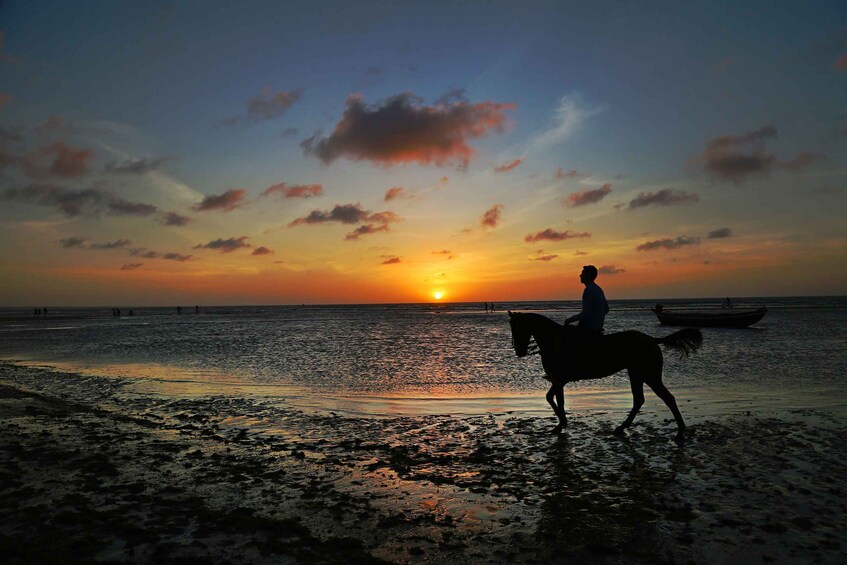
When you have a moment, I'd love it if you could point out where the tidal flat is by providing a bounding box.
[1,363,845,564]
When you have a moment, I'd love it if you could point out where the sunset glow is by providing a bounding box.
[0,3,845,306]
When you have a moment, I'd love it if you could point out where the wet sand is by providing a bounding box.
[1,362,845,563]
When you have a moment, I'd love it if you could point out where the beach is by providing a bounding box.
[2,361,845,564]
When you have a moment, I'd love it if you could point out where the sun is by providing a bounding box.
[433,291,444,300]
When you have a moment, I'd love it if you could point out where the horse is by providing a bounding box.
[507,311,702,442]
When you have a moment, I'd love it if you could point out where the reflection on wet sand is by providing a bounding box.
[2,362,845,563]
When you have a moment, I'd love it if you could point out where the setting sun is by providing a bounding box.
[433,291,444,300]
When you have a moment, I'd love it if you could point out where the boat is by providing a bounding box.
[651,305,767,328]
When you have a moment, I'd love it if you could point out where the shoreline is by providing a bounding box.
[1,362,846,563]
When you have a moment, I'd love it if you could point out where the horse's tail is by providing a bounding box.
[655,328,703,358]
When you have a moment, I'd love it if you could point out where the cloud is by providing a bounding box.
[281,127,299,138]
[700,125,778,182]
[566,183,612,207]
[32,115,111,137]
[105,156,170,174]
[301,92,515,168]
[289,203,371,226]
[706,227,732,239]
[261,182,322,199]
[555,168,585,180]
[532,253,558,261]
[525,228,591,243]
[494,158,522,173]
[345,224,390,240]
[835,54,847,71]
[162,252,192,262]
[89,239,131,250]
[59,236,86,248]
[381,256,401,265]
[432,249,453,259]
[19,141,95,179]
[598,265,625,275]
[129,248,159,259]
[121,263,143,271]
[159,211,191,226]
[222,87,302,126]
[779,151,825,172]
[289,203,401,240]
[574,250,588,256]
[193,236,252,253]
[384,186,412,201]
[628,188,700,209]
[108,199,157,216]
[2,183,158,217]
[480,204,503,228]
[251,246,274,256]
[192,189,246,212]
[636,236,701,251]
[531,93,607,151]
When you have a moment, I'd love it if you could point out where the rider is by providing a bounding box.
[565,265,609,335]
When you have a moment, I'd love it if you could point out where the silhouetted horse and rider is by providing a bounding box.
[509,265,702,443]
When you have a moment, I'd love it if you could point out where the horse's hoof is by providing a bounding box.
[613,426,626,436]
[673,433,686,445]
[550,424,563,435]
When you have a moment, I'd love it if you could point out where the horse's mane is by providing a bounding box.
[514,312,564,334]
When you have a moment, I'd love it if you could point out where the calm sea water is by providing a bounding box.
[2,297,846,416]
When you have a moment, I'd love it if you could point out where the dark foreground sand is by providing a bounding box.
[1,363,845,564]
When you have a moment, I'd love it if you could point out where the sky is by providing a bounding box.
[1,1,846,306]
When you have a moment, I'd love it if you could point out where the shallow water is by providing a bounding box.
[2,297,846,416]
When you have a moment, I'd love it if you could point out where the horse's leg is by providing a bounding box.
[545,383,566,434]
[647,380,686,443]
[615,373,644,435]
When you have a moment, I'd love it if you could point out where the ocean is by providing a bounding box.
[2,296,846,417]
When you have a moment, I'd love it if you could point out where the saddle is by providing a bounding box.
[552,325,604,381]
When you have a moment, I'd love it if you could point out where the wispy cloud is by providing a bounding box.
[18,141,95,179]
[555,168,586,180]
[89,239,131,250]
[159,211,191,226]
[261,182,323,199]
[530,93,607,152]
[480,204,503,228]
[251,246,274,256]
[706,227,732,239]
[494,158,522,173]
[598,265,625,275]
[566,183,612,207]
[779,151,825,172]
[192,189,246,212]
[3,183,157,218]
[628,188,699,209]
[59,236,86,248]
[636,236,701,251]
[381,256,401,265]
[699,125,777,183]
[121,263,143,271]
[193,236,252,253]
[221,87,302,127]
[301,92,514,169]
[525,228,591,243]
[105,156,170,174]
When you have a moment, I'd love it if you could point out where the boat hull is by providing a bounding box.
[653,307,767,328]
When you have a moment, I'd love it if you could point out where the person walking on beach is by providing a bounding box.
[565,265,609,335]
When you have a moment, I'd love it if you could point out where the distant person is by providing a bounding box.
[565,265,609,336]
[195,305,199,315]
[723,297,733,309]
[42,307,47,316]
[129,309,134,316]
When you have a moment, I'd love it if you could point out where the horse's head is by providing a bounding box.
[508,311,532,357]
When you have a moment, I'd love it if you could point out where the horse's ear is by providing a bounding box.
[508,310,513,317]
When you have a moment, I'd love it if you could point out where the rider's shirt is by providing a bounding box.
[575,281,609,331]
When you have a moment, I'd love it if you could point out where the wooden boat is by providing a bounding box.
[651,306,767,328]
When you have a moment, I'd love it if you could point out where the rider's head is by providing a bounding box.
[580,265,598,284]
